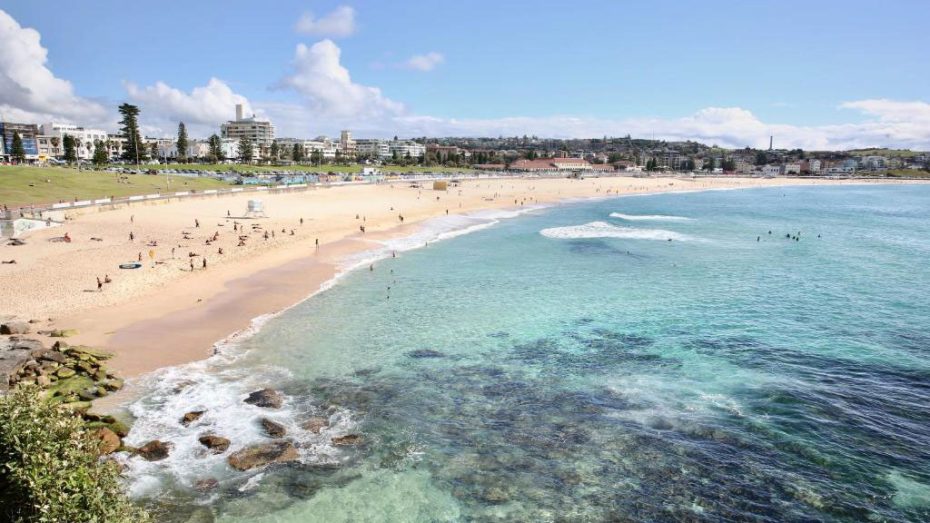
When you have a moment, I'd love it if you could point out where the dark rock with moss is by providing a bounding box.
[137,440,172,461]
[227,440,298,471]
[244,388,283,409]
[302,416,329,434]
[331,434,363,446]
[181,410,205,426]
[198,435,230,454]
[260,418,287,438]
[195,478,220,492]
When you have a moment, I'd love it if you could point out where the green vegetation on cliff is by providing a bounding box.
[0,386,148,522]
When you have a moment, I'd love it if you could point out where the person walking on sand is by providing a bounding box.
[195,219,200,228]
[203,258,207,269]
[315,238,319,247]
[97,277,103,292]
[129,231,134,241]
[190,259,194,271]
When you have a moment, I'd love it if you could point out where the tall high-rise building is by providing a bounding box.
[339,130,356,158]
[221,104,275,146]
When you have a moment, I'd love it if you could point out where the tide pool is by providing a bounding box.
[124,185,930,522]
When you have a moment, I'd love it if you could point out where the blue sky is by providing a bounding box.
[1,0,929,148]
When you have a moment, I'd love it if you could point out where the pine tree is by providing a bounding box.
[291,143,302,162]
[270,140,279,162]
[176,122,189,163]
[239,136,253,163]
[63,135,77,163]
[149,142,159,161]
[118,103,146,164]
[93,140,108,166]
[10,131,26,163]
[208,134,223,162]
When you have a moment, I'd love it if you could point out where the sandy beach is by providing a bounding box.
[0,175,910,379]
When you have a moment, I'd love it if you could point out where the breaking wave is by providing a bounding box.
[540,221,695,242]
[609,213,694,222]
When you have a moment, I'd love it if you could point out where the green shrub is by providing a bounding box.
[0,386,149,522]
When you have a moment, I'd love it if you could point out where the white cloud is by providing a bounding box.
[124,77,255,136]
[295,6,356,38]
[277,39,404,122]
[403,52,444,72]
[0,9,108,125]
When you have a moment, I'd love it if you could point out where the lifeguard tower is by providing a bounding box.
[244,199,267,218]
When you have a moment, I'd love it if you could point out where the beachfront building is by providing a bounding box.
[0,122,40,163]
[339,130,356,159]
[858,155,887,171]
[762,165,783,176]
[39,123,108,161]
[784,162,802,175]
[356,139,391,160]
[221,104,275,147]
[510,158,593,172]
[306,137,338,161]
[36,135,62,163]
[389,140,426,159]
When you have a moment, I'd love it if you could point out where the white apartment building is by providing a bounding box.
[40,122,109,160]
[762,165,783,176]
[389,140,426,159]
[784,162,802,175]
[356,139,391,160]
[220,104,275,146]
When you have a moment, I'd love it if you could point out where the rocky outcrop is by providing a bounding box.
[331,434,363,446]
[194,478,219,492]
[260,418,286,438]
[92,427,121,455]
[244,388,283,409]
[181,410,205,426]
[198,435,230,454]
[301,416,329,434]
[2,332,134,458]
[0,321,30,335]
[137,440,171,461]
[227,441,299,471]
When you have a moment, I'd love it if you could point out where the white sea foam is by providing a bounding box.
[540,221,695,241]
[609,212,694,222]
[120,351,356,495]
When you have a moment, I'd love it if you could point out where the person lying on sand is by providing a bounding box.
[2,260,15,264]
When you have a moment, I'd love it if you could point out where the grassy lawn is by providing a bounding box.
[164,163,473,174]
[885,169,930,179]
[0,166,233,208]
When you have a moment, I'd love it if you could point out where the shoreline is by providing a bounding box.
[3,176,921,399]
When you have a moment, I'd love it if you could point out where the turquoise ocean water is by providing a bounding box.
[123,184,930,522]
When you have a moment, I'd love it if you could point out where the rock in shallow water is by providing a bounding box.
[195,478,219,493]
[181,410,205,426]
[137,440,172,461]
[331,434,363,446]
[198,435,230,454]
[261,418,287,438]
[227,440,299,471]
[244,388,283,409]
[301,416,329,434]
